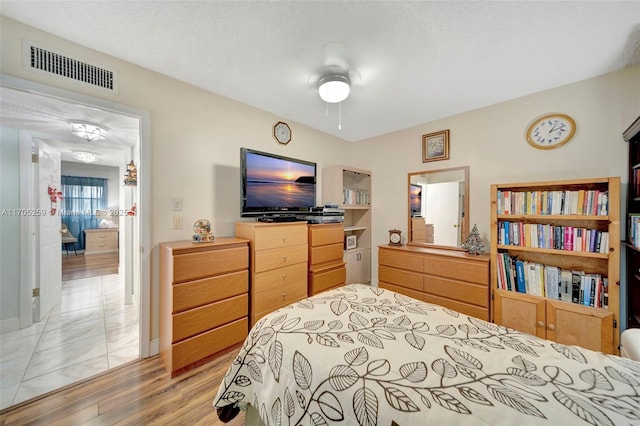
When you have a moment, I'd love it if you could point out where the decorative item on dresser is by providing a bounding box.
[235,221,308,326]
[159,238,249,376]
[84,228,118,255]
[490,177,620,354]
[307,223,346,296]
[323,165,371,284]
[378,244,490,320]
[624,115,640,329]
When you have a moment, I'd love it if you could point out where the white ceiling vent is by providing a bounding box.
[23,41,118,93]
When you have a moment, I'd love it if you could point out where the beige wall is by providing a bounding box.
[360,64,639,282]
[2,16,639,341]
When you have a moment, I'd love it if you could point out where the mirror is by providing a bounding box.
[407,166,469,249]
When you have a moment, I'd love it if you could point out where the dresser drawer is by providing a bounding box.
[379,281,424,301]
[308,224,344,246]
[423,255,487,285]
[173,246,248,282]
[254,244,307,273]
[85,239,118,252]
[172,270,248,313]
[379,249,423,273]
[378,265,423,291]
[253,262,307,294]
[309,243,343,267]
[86,230,118,242]
[253,278,308,319]
[423,275,488,308]
[172,294,248,342]
[309,264,345,295]
[171,317,247,372]
[252,224,307,250]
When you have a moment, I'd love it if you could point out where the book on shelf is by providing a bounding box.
[496,189,609,216]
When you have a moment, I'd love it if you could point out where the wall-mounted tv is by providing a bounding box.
[241,148,317,217]
[410,183,422,216]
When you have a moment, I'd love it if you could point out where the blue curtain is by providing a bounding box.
[60,176,107,251]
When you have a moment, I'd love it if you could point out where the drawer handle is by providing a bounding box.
[283,292,287,300]
[282,236,287,242]
[282,274,287,281]
[537,321,545,328]
[547,324,556,331]
[283,255,288,262]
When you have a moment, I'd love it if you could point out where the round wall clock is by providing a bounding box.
[273,121,292,145]
[526,113,576,149]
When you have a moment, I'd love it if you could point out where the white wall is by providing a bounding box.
[61,161,120,210]
[0,127,20,327]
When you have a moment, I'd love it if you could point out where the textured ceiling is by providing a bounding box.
[1,1,639,142]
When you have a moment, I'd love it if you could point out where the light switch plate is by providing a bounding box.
[171,214,182,229]
[171,197,183,211]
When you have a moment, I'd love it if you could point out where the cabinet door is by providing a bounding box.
[345,248,371,284]
[546,299,614,353]
[493,289,546,339]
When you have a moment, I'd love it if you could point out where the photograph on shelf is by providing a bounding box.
[345,235,357,250]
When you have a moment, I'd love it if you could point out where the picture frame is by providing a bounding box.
[345,235,357,250]
[422,129,450,162]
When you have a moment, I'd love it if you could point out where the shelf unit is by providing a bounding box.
[323,165,371,284]
[490,177,620,354]
[624,115,640,328]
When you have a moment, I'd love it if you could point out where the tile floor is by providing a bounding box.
[0,273,139,410]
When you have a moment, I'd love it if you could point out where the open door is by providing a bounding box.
[425,181,460,246]
[33,139,62,321]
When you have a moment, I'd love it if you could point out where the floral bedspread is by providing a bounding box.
[213,284,640,425]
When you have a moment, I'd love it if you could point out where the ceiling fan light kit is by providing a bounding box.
[72,151,99,163]
[69,120,107,142]
[318,74,350,103]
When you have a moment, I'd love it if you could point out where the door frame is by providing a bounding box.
[4,74,152,358]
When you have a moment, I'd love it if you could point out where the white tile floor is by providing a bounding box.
[0,273,139,410]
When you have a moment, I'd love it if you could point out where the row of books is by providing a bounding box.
[632,167,640,198]
[342,188,370,206]
[497,221,610,253]
[496,189,609,216]
[629,214,640,248]
[495,252,609,308]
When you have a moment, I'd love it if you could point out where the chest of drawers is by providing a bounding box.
[235,222,308,326]
[84,228,118,254]
[159,237,249,376]
[308,223,346,295]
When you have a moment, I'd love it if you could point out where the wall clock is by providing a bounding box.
[273,121,292,145]
[389,229,402,246]
[526,113,576,149]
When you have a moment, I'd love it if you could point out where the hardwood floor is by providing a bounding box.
[62,252,119,281]
[0,350,245,425]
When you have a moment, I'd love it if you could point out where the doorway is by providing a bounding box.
[0,75,150,410]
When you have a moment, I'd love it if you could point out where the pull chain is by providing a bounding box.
[338,102,342,130]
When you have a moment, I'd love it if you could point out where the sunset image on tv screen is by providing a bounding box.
[245,152,315,208]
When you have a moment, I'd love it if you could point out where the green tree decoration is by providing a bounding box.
[461,224,484,255]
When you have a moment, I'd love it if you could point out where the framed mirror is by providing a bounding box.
[407,166,469,250]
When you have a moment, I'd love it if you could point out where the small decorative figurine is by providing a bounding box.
[461,224,484,255]
[192,219,214,243]
[124,160,137,186]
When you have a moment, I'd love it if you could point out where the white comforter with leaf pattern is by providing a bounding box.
[213,284,640,425]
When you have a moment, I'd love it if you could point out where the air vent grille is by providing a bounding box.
[25,43,117,92]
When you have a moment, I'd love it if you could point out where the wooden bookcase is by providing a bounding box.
[624,115,640,328]
[322,165,371,283]
[490,177,620,354]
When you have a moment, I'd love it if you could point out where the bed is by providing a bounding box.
[213,284,640,425]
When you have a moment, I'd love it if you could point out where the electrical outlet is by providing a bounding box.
[171,197,183,211]
[171,214,182,229]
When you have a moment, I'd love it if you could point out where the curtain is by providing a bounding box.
[60,176,107,251]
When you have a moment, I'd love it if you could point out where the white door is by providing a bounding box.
[34,140,62,321]
[425,182,460,247]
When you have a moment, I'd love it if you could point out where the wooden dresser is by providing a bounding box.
[378,245,490,320]
[308,223,346,295]
[235,222,308,326]
[84,228,118,255]
[159,238,249,376]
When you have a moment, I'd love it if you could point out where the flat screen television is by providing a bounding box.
[241,148,317,217]
[410,183,422,216]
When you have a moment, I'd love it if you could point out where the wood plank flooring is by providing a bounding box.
[0,350,245,425]
[62,252,119,281]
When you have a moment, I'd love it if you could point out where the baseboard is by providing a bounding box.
[149,338,160,356]
[0,317,20,334]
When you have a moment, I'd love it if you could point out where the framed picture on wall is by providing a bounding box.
[345,235,357,250]
[422,129,450,162]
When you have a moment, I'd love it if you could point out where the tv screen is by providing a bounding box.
[410,183,422,216]
[241,148,317,216]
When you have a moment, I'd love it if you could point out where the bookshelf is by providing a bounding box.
[490,177,620,354]
[322,165,371,284]
[624,115,640,329]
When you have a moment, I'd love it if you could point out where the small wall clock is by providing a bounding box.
[273,121,292,145]
[526,113,576,149]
